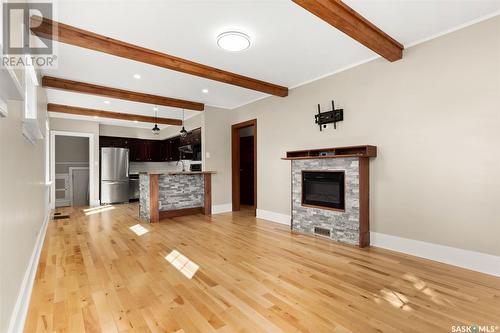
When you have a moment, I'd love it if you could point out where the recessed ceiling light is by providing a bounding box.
[103,100,110,104]
[217,31,251,52]
[93,116,99,119]
[133,74,141,79]
[134,120,138,123]
[153,106,158,111]
[202,89,209,94]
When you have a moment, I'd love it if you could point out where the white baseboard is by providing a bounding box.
[253,208,500,277]
[212,203,232,214]
[256,209,291,226]
[7,209,51,333]
[371,232,500,277]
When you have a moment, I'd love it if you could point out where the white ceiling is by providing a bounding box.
[44,0,500,128]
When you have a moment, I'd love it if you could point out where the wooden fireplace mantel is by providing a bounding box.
[282,145,377,160]
[283,145,377,248]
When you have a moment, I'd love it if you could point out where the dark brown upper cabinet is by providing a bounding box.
[99,128,201,162]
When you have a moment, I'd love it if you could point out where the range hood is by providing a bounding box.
[178,144,193,153]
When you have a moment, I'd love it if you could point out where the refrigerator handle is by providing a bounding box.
[125,150,129,177]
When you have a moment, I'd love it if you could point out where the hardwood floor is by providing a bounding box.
[24,203,500,333]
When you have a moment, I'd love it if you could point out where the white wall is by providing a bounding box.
[160,113,203,140]
[99,124,162,140]
[206,16,500,256]
[0,87,49,332]
[203,106,233,205]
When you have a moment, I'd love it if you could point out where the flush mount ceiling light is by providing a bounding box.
[202,88,209,94]
[216,31,251,52]
[103,100,110,104]
[133,74,141,79]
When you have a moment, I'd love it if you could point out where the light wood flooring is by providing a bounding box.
[24,203,500,333]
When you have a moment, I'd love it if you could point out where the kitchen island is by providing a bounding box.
[139,171,215,223]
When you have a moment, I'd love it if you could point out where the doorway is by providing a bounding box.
[51,132,94,208]
[231,119,257,213]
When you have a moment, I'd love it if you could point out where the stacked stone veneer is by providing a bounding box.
[139,174,150,221]
[158,174,204,210]
[292,157,360,246]
[139,173,204,222]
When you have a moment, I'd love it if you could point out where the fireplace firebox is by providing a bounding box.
[302,171,345,210]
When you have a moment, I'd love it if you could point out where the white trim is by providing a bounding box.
[371,232,500,277]
[212,203,232,214]
[253,209,500,276]
[228,94,270,110]
[289,55,380,90]
[256,209,291,226]
[7,209,50,333]
[0,97,8,118]
[226,10,500,111]
[50,130,96,209]
[404,10,500,48]
[55,161,89,165]
[69,167,90,206]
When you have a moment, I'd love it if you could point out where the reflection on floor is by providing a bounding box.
[24,203,500,332]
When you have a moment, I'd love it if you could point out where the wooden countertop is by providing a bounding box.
[138,171,216,175]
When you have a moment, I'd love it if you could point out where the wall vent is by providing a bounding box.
[314,227,331,237]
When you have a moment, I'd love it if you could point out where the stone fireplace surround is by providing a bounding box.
[284,145,376,248]
[292,158,361,245]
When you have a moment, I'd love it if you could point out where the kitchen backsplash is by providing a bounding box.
[129,161,201,174]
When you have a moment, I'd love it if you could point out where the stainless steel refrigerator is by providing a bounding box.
[101,147,129,204]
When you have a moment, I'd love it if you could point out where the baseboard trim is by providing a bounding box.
[256,209,291,226]
[212,203,232,214]
[7,209,50,333]
[254,209,500,277]
[371,232,500,277]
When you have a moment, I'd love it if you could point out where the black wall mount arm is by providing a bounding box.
[315,100,344,131]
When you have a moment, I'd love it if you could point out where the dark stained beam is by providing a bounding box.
[31,16,288,97]
[42,76,204,111]
[47,103,182,126]
[292,0,403,62]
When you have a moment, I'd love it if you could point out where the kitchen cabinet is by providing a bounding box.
[169,137,180,161]
[99,128,201,162]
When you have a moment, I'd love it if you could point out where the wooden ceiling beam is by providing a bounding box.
[292,0,403,62]
[47,103,182,126]
[31,16,289,97]
[42,76,204,111]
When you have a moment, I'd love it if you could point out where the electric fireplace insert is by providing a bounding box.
[302,171,345,210]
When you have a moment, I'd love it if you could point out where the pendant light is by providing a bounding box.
[179,109,188,137]
[152,107,160,135]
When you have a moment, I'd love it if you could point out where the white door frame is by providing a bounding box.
[69,167,90,206]
[50,130,96,209]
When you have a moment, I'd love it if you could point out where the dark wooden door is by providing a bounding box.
[239,136,254,205]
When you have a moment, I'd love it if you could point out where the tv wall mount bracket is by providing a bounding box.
[315,100,344,131]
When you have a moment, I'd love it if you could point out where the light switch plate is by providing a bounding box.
[0,98,7,118]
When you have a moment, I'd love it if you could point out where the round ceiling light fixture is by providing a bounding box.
[216,31,251,52]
